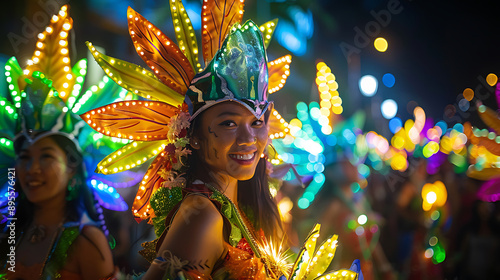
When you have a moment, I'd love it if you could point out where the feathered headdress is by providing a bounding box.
[81,0,293,224]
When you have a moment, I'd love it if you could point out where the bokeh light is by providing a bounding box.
[391,153,407,171]
[486,73,498,86]
[359,75,378,97]
[462,88,474,101]
[357,164,370,178]
[276,20,307,56]
[421,181,447,211]
[297,102,308,112]
[435,121,447,134]
[453,123,464,133]
[326,135,337,146]
[381,99,398,119]
[426,191,437,204]
[316,61,343,133]
[429,236,438,246]
[382,73,395,88]
[355,226,365,236]
[297,197,310,209]
[357,214,368,225]
[351,182,361,193]
[458,99,470,111]
[425,248,434,258]
[374,37,388,52]
[389,117,403,133]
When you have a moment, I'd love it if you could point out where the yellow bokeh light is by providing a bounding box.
[421,181,447,211]
[289,118,302,129]
[374,37,388,52]
[392,136,405,150]
[404,119,414,131]
[316,62,327,71]
[486,73,498,87]
[320,100,331,109]
[428,141,439,154]
[319,84,329,92]
[332,106,343,115]
[320,66,331,74]
[325,73,335,81]
[316,61,343,123]
[320,107,330,116]
[328,81,339,91]
[320,92,332,100]
[426,191,437,204]
[331,96,342,104]
[315,77,325,85]
[278,197,293,223]
[463,88,474,101]
[440,136,452,154]
[391,153,407,171]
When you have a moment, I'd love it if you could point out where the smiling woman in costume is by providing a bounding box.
[0,5,136,279]
[7,133,114,280]
[143,25,284,277]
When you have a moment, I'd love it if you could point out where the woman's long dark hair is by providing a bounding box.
[185,106,283,241]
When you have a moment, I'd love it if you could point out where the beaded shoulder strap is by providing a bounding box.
[205,184,261,258]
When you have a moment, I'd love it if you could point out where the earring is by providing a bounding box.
[66,177,78,201]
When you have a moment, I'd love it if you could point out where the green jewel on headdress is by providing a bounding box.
[185,20,269,120]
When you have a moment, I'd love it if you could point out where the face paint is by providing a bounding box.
[208,126,218,138]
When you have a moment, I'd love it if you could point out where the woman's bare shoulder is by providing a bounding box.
[166,194,224,245]
[156,194,225,274]
[66,225,114,279]
[175,194,223,225]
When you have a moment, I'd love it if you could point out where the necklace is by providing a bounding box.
[20,220,65,278]
[29,225,47,243]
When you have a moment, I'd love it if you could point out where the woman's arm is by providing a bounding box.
[74,226,114,279]
[142,194,226,279]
